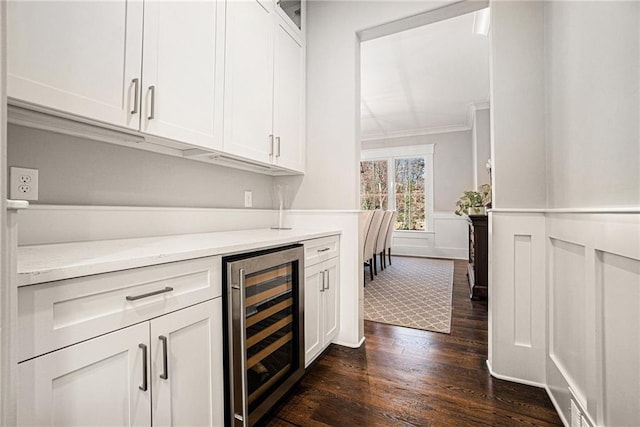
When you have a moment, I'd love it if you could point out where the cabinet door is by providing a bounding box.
[322,258,340,344]
[304,263,323,366]
[17,322,150,426]
[223,0,275,164]
[150,299,224,427]
[273,23,305,172]
[141,0,224,150]
[7,1,143,130]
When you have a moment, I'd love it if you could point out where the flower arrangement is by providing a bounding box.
[454,184,492,216]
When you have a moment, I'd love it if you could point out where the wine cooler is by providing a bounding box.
[223,244,305,427]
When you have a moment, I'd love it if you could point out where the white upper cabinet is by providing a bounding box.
[273,23,304,172]
[7,1,144,130]
[223,0,275,164]
[141,1,225,150]
[7,0,305,174]
[224,0,305,173]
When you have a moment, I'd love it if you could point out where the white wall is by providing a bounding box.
[7,125,276,209]
[490,1,546,209]
[472,107,490,190]
[1,2,19,424]
[278,1,450,210]
[545,2,640,208]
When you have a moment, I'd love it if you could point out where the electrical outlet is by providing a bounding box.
[10,167,39,201]
[244,190,253,208]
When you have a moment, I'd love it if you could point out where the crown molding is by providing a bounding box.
[361,123,471,142]
[466,101,491,127]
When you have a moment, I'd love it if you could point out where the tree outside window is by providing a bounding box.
[360,160,388,210]
[395,158,425,231]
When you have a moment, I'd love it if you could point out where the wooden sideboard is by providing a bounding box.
[467,215,488,300]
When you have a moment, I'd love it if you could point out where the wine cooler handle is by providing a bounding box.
[159,335,168,380]
[232,268,249,426]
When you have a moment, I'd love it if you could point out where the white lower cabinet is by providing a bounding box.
[17,299,224,426]
[303,236,340,366]
[18,322,151,426]
[151,299,224,427]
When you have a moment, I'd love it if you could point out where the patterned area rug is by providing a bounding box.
[364,256,454,333]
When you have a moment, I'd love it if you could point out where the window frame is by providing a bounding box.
[360,144,434,232]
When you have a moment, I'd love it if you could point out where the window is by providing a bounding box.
[360,160,388,210]
[360,144,434,232]
[394,157,425,230]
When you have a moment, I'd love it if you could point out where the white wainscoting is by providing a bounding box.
[488,212,547,386]
[546,213,640,427]
[489,210,640,427]
[391,212,468,259]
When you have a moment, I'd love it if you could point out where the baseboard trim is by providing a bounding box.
[545,385,569,427]
[485,360,546,389]
[333,336,366,349]
[393,246,467,260]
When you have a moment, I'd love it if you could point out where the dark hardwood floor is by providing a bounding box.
[266,259,561,426]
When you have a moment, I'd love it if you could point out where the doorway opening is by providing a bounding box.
[359,2,491,334]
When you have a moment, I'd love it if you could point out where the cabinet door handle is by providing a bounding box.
[138,343,148,391]
[131,78,140,115]
[148,85,156,120]
[276,136,281,157]
[317,247,330,253]
[268,134,274,156]
[320,270,325,293]
[159,335,168,380]
[324,269,329,290]
[125,286,173,301]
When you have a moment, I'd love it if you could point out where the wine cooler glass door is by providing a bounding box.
[229,245,303,427]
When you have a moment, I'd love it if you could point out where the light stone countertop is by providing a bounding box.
[17,228,341,286]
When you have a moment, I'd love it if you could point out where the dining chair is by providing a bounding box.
[360,210,374,261]
[384,210,398,266]
[375,211,393,272]
[363,209,385,284]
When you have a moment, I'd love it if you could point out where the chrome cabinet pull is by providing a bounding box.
[131,78,140,115]
[276,136,281,157]
[320,270,325,292]
[148,85,156,120]
[269,134,274,156]
[139,343,148,391]
[317,247,330,253]
[324,269,329,290]
[159,335,168,380]
[125,286,173,301]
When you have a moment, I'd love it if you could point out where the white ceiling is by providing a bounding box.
[360,10,490,141]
